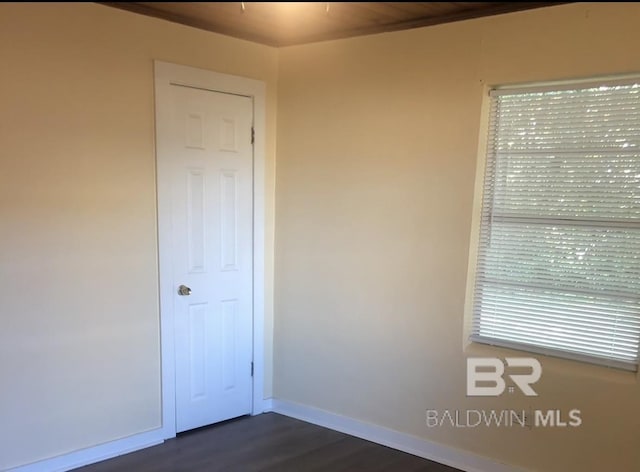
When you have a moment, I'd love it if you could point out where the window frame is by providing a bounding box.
[464,75,640,371]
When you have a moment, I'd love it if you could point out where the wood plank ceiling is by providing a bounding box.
[100,2,568,47]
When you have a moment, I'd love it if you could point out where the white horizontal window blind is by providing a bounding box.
[472,79,640,370]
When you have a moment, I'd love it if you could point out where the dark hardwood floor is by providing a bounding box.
[76,413,460,472]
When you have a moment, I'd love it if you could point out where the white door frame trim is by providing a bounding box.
[154,60,266,440]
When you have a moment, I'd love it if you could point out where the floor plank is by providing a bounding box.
[76,413,460,472]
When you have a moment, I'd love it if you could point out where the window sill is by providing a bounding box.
[463,339,639,386]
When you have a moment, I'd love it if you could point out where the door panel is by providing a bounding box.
[165,85,253,433]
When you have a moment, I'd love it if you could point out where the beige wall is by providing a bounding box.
[0,3,277,469]
[274,3,640,471]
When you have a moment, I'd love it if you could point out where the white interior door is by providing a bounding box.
[162,83,254,433]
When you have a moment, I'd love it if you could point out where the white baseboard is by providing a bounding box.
[262,397,274,412]
[8,429,165,472]
[271,399,529,472]
[8,400,528,472]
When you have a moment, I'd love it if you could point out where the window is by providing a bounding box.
[471,78,640,371]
